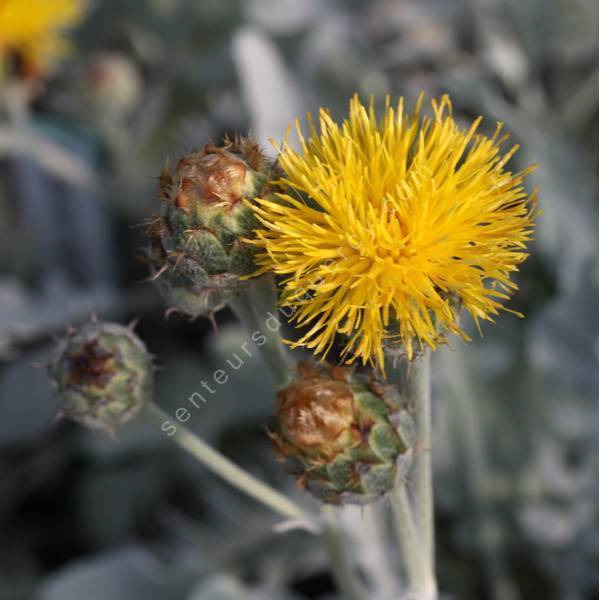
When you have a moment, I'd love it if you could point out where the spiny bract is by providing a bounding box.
[271,361,415,505]
[148,137,277,319]
[48,320,153,432]
[249,94,538,368]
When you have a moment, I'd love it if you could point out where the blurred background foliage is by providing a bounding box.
[0,0,597,599]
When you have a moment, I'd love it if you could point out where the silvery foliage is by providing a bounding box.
[0,0,596,598]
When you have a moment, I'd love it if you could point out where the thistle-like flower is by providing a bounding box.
[250,94,538,368]
[48,320,153,433]
[0,0,83,78]
[271,361,414,505]
[148,137,277,319]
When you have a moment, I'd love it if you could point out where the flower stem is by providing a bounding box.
[390,486,435,598]
[361,504,403,596]
[322,506,367,600]
[388,350,437,599]
[143,402,314,527]
[230,275,292,389]
[408,351,435,571]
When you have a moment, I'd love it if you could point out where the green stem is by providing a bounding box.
[144,402,315,528]
[362,504,403,596]
[388,350,437,599]
[408,351,435,570]
[230,275,292,389]
[390,487,435,598]
[322,506,367,600]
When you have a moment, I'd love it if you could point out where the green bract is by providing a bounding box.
[271,362,415,505]
[148,137,276,318]
[49,320,153,432]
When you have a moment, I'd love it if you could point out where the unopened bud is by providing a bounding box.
[48,320,153,432]
[271,362,415,505]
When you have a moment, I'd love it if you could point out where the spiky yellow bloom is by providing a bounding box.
[250,94,537,368]
[0,0,83,77]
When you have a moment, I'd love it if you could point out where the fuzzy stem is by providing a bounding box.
[322,506,367,600]
[390,486,435,598]
[408,351,435,571]
[361,504,403,596]
[230,275,292,389]
[144,402,314,527]
[388,350,437,599]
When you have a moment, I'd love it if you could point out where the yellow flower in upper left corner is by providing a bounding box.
[0,0,83,77]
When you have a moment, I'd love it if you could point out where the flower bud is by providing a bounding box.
[82,52,143,119]
[271,362,415,505]
[148,136,276,318]
[48,320,153,432]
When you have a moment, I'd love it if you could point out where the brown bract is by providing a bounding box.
[159,138,266,211]
[66,341,114,389]
[276,363,359,459]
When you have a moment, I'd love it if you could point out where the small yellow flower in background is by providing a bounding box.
[250,94,538,369]
[0,0,83,78]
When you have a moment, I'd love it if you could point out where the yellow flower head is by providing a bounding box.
[0,0,83,77]
[249,94,538,369]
